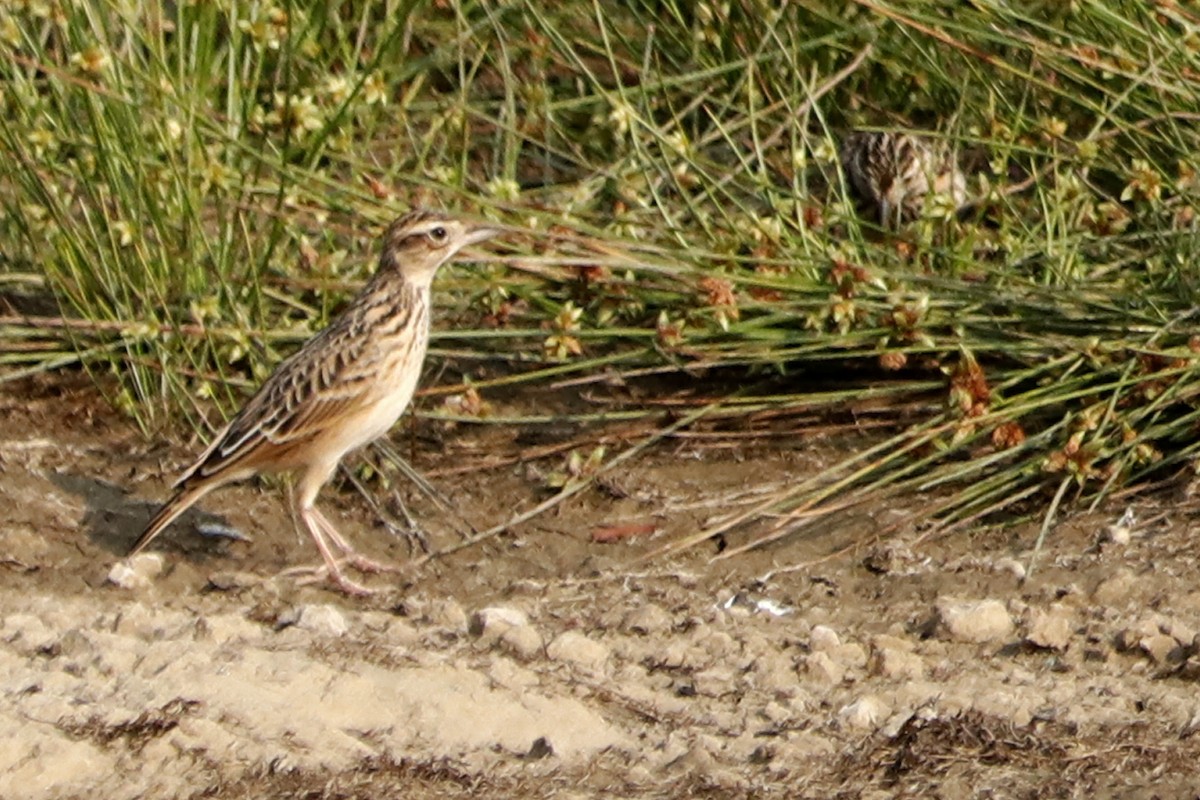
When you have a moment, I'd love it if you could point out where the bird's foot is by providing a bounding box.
[343,552,402,575]
[283,563,376,597]
[326,570,375,597]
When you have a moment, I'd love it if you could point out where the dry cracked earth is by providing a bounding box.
[3,374,1200,799]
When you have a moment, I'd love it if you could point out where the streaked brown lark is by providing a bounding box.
[128,209,500,595]
[839,130,966,226]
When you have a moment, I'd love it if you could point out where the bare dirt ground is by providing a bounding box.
[4,373,1200,799]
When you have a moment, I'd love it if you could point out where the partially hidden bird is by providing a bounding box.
[839,130,966,226]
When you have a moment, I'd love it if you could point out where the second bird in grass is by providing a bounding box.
[128,209,501,595]
[839,130,967,226]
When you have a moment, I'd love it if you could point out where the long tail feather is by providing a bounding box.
[128,483,214,557]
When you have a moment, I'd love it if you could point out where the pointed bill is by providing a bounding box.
[461,222,502,247]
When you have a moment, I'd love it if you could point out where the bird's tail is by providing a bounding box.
[127,482,214,557]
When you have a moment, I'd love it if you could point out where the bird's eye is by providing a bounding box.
[429,226,447,241]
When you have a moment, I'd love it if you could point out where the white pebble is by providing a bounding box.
[839,695,891,730]
[295,604,349,637]
[809,625,841,652]
[470,606,529,643]
[106,554,163,589]
[993,557,1027,581]
[936,598,1014,644]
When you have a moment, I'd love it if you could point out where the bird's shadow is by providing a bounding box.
[51,472,241,563]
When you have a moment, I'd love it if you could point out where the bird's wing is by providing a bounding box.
[175,322,375,486]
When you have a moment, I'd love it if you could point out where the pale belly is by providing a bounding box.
[319,334,429,463]
[349,363,423,449]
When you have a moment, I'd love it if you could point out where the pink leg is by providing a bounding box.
[294,506,373,596]
[289,466,373,596]
[310,506,400,575]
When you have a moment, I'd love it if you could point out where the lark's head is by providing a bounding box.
[379,208,500,284]
[841,132,931,225]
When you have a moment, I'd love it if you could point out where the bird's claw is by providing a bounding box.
[282,563,376,596]
[344,553,402,575]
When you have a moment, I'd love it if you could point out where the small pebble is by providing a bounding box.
[1140,633,1179,665]
[106,554,164,589]
[488,657,540,691]
[206,571,260,591]
[810,625,841,652]
[993,557,1027,581]
[294,604,349,637]
[1025,606,1072,651]
[499,624,543,661]
[692,667,738,697]
[752,653,800,697]
[936,598,1014,644]
[1164,619,1196,646]
[384,618,420,647]
[839,695,890,730]
[695,630,738,661]
[1104,508,1136,546]
[654,641,688,670]
[828,642,868,670]
[804,651,845,686]
[470,606,530,643]
[54,629,95,660]
[621,604,672,635]
[546,631,611,671]
[871,645,925,680]
[1105,524,1131,546]
[1092,570,1137,606]
[428,598,469,633]
[872,634,916,653]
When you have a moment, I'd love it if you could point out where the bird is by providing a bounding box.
[839,130,966,226]
[128,209,501,595]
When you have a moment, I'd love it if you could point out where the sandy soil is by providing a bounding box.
[3,374,1200,799]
